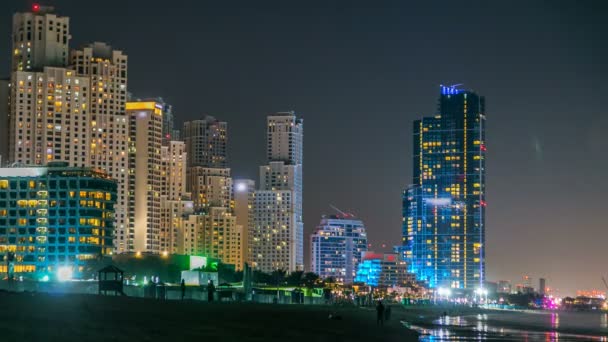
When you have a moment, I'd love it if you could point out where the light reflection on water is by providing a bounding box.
[405,313,608,342]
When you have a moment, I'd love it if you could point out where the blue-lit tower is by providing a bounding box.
[402,85,486,290]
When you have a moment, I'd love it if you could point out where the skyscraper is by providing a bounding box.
[251,112,304,272]
[126,101,163,253]
[8,8,84,168]
[403,85,486,290]
[9,68,90,167]
[183,117,231,211]
[11,5,70,72]
[71,42,129,253]
[159,141,193,255]
[310,212,367,284]
[183,116,227,168]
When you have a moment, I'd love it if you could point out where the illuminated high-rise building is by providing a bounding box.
[251,112,304,272]
[70,42,129,253]
[310,213,367,284]
[159,141,192,255]
[11,5,70,72]
[234,179,255,267]
[8,68,90,167]
[0,78,9,166]
[179,208,242,270]
[126,101,163,253]
[402,85,486,290]
[183,116,227,168]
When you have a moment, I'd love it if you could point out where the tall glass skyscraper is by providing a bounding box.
[402,85,486,290]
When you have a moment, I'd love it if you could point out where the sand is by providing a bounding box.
[0,291,419,342]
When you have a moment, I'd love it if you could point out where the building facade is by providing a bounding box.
[9,68,90,167]
[251,112,304,272]
[178,208,242,270]
[234,179,254,268]
[183,116,227,168]
[354,252,414,287]
[0,163,116,280]
[310,214,367,284]
[126,101,163,253]
[11,6,70,72]
[70,42,129,253]
[402,85,486,290]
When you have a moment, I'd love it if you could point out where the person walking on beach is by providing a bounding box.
[180,279,186,300]
[207,279,216,302]
[376,301,385,326]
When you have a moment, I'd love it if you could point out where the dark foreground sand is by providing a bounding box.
[0,291,418,342]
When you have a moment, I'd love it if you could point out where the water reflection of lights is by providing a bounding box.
[551,313,559,329]
[601,314,608,329]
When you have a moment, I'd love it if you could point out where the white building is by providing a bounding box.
[71,42,129,253]
[126,101,163,253]
[11,6,70,72]
[251,112,303,272]
[310,214,368,284]
[9,68,90,167]
[179,208,242,270]
[234,179,255,268]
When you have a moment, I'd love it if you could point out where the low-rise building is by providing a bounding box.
[0,163,116,280]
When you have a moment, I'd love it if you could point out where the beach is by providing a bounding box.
[0,291,418,342]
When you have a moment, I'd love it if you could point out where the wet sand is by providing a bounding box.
[392,305,608,340]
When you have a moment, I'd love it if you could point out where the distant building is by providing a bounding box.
[11,6,70,72]
[250,112,304,272]
[310,213,367,284]
[180,208,242,270]
[71,42,129,253]
[159,141,191,255]
[126,101,163,253]
[234,179,255,267]
[354,252,414,287]
[0,163,116,279]
[0,78,8,166]
[403,85,486,290]
[496,280,512,294]
[183,116,227,168]
[9,68,90,167]
[539,278,546,296]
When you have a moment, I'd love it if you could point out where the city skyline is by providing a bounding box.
[0,1,607,296]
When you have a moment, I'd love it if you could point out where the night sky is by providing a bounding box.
[2,0,607,296]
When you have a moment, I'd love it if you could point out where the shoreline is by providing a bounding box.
[392,305,608,340]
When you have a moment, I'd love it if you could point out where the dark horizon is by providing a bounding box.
[1,0,607,296]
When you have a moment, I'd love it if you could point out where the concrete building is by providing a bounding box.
[179,208,242,270]
[126,101,163,253]
[251,111,304,272]
[9,68,90,167]
[159,140,192,255]
[187,167,232,210]
[183,116,227,168]
[310,213,367,284]
[0,162,116,280]
[0,78,9,166]
[234,179,255,267]
[11,5,70,72]
[160,141,188,201]
[70,42,129,253]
